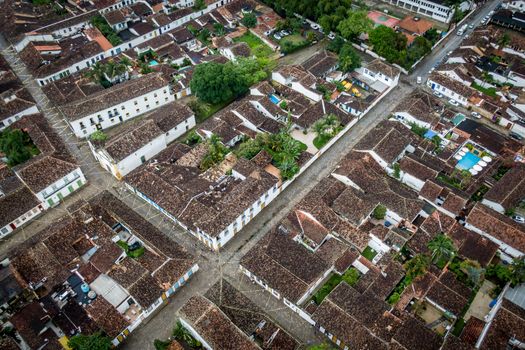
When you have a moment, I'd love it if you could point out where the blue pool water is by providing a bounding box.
[149,60,159,66]
[424,130,437,139]
[269,94,280,104]
[457,152,481,170]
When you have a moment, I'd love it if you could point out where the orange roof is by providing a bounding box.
[84,27,113,51]
[152,3,164,13]
[403,32,416,46]
[398,16,433,35]
[34,45,62,51]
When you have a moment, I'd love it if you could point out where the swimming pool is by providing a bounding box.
[269,94,280,104]
[149,60,159,66]
[456,152,481,170]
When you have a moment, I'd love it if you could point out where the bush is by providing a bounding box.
[373,205,387,220]
[342,268,360,286]
[89,130,108,143]
[387,292,400,305]
[279,100,288,110]
[241,12,257,28]
[69,332,112,350]
[90,15,122,46]
[280,38,310,54]
[393,163,400,179]
[154,339,171,350]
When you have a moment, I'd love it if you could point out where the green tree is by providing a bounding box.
[214,23,226,36]
[498,32,511,49]
[241,12,258,28]
[200,134,229,170]
[452,6,464,23]
[319,15,334,33]
[90,15,122,46]
[338,43,362,72]
[327,36,345,54]
[277,158,299,180]
[198,28,211,43]
[337,10,373,41]
[372,204,387,220]
[68,332,112,350]
[89,130,108,143]
[0,129,38,166]
[404,254,431,280]
[427,234,457,263]
[307,343,336,350]
[368,25,407,64]
[190,62,249,104]
[172,321,201,348]
[193,0,206,10]
[236,138,262,159]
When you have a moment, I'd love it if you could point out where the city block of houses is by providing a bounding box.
[427,23,525,138]
[0,191,197,348]
[238,94,525,349]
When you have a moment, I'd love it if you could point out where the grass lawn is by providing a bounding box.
[313,134,332,150]
[471,82,497,97]
[362,246,378,261]
[234,32,274,58]
[312,268,360,305]
[280,34,308,45]
[194,99,232,123]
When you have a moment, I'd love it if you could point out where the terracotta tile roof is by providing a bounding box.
[179,295,259,350]
[367,59,400,79]
[484,164,525,211]
[460,317,485,345]
[467,203,525,253]
[60,73,169,121]
[479,299,525,349]
[398,16,433,35]
[301,50,338,77]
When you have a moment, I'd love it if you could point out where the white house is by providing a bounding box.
[60,73,174,138]
[427,72,474,106]
[272,65,322,102]
[380,0,469,23]
[89,102,195,179]
[360,59,400,89]
[503,0,525,11]
[0,89,39,131]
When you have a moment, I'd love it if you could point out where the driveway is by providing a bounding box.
[291,129,318,154]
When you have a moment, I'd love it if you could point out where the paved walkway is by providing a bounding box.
[0,14,471,347]
[465,280,495,321]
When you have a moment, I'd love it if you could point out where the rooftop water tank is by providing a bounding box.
[80,283,90,293]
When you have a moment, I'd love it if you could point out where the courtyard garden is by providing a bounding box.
[311,268,361,305]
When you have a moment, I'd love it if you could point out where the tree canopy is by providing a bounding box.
[0,129,39,167]
[241,12,258,27]
[427,233,457,263]
[368,25,407,64]
[337,10,373,41]
[190,62,249,104]
[68,332,112,350]
[338,43,362,72]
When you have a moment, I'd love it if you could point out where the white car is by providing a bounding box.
[469,24,474,29]
[471,112,481,119]
[273,33,282,40]
[328,33,336,40]
[449,99,460,106]
[447,50,453,56]
[512,215,525,224]
[310,23,320,30]
[417,76,422,84]
[433,91,443,98]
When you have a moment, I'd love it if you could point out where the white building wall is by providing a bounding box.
[36,168,87,207]
[427,78,469,106]
[464,222,524,258]
[70,85,173,138]
[394,111,432,129]
[0,105,39,131]
[481,199,505,214]
[382,0,454,23]
[0,204,45,238]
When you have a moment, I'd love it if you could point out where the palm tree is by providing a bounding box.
[498,33,511,50]
[427,234,456,263]
[278,158,299,180]
[281,138,302,161]
[312,119,328,138]
[84,62,105,82]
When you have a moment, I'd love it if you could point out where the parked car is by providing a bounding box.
[471,112,481,119]
[273,33,282,40]
[310,23,320,30]
[489,10,495,15]
[417,76,422,84]
[433,91,443,98]
[328,33,336,40]
[469,24,474,29]
[447,50,453,56]
[280,30,291,36]
[512,215,525,224]
[449,99,460,106]
[510,132,524,141]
